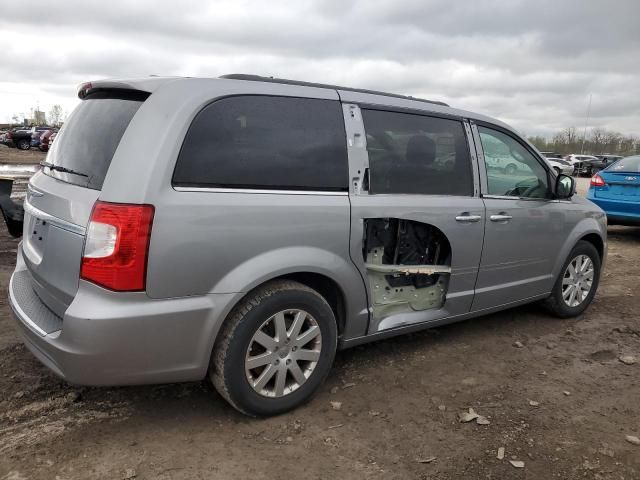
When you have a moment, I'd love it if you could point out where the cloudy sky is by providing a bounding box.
[1,0,639,137]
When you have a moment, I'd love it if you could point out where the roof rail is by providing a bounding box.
[219,74,449,107]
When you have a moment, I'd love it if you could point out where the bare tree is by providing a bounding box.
[48,105,64,127]
[590,128,607,154]
[561,127,578,145]
[603,130,622,153]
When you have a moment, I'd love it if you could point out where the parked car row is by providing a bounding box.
[1,127,58,151]
[565,154,623,177]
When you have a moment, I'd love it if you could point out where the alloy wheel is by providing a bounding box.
[562,254,594,307]
[245,309,322,398]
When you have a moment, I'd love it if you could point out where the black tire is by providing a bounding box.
[16,139,30,150]
[544,240,601,318]
[210,280,338,416]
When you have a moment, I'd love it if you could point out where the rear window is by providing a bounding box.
[172,95,348,191]
[609,156,640,172]
[43,91,147,190]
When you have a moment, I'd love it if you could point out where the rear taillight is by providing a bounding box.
[6,132,12,139]
[590,174,605,187]
[80,201,154,291]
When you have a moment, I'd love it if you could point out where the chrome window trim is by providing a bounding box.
[24,199,86,235]
[482,194,554,202]
[173,186,349,196]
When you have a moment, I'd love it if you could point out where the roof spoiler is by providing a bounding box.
[77,81,153,100]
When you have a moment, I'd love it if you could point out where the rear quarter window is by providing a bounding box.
[172,95,348,191]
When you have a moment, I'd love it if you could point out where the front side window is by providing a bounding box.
[173,96,348,191]
[362,109,473,196]
[478,126,550,199]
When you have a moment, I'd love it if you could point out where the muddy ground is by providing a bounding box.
[0,145,639,479]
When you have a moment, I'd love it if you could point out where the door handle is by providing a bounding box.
[490,214,513,222]
[455,214,482,223]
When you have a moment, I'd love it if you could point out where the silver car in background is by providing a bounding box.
[8,75,607,416]
[546,157,575,176]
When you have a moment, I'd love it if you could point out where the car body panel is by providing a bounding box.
[470,124,607,310]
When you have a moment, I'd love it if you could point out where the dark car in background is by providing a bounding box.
[595,154,623,168]
[3,127,50,150]
[579,155,623,176]
[3,129,32,149]
[566,154,614,177]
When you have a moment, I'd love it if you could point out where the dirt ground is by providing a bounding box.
[0,144,46,165]
[0,146,639,479]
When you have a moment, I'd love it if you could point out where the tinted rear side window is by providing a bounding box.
[44,91,146,190]
[362,109,473,196]
[173,96,348,191]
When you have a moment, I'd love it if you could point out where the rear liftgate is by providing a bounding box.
[363,218,451,321]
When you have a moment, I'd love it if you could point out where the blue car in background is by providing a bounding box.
[587,155,640,226]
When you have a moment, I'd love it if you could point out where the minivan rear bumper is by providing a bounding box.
[9,247,236,386]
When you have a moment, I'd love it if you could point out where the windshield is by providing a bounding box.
[607,156,640,173]
[43,91,147,189]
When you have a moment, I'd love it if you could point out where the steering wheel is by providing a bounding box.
[519,179,545,198]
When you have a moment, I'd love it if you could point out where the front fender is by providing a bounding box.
[551,214,607,281]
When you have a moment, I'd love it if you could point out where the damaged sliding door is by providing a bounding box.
[341,101,485,334]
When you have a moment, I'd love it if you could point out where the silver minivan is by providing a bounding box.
[7,75,607,416]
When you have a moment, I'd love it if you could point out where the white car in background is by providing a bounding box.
[546,157,574,176]
[565,154,598,165]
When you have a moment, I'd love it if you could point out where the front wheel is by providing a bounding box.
[211,280,337,416]
[544,240,601,318]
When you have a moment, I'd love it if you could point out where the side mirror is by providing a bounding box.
[556,174,575,199]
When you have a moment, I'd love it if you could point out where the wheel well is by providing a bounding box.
[580,233,604,260]
[279,272,346,336]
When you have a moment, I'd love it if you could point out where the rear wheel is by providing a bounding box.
[16,139,30,150]
[211,280,337,416]
[545,240,601,318]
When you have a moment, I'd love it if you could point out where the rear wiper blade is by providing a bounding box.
[39,161,88,178]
